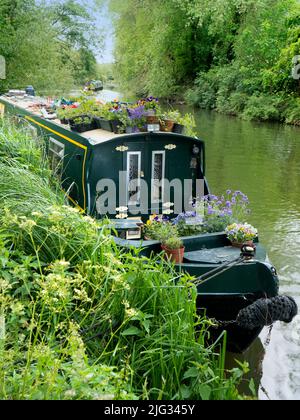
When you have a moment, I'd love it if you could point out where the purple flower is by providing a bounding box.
[226,201,231,208]
[128,105,145,120]
[226,189,232,195]
[207,206,215,215]
[185,211,197,218]
[242,195,249,203]
[209,194,218,201]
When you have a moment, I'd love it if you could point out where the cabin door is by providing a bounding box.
[123,142,168,217]
[123,143,148,215]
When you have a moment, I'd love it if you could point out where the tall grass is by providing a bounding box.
[0,118,247,400]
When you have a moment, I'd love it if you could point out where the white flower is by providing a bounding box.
[65,390,76,398]
[18,219,37,231]
[116,213,128,219]
[163,209,174,215]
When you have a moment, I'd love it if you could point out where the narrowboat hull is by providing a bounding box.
[114,232,279,353]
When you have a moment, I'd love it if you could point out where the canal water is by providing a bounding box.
[193,109,300,400]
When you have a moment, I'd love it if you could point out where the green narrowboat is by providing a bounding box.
[1,94,295,353]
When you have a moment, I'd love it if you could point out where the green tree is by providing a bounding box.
[0,0,103,94]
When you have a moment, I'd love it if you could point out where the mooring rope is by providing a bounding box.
[236,296,298,330]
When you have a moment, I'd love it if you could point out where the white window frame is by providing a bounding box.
[151,150,165,204]
[49,137,65,175]
[49,137,65,158]
[127,151,142,206]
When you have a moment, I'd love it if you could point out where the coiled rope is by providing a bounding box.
[235,295,298,330]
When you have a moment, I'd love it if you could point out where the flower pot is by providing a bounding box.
[146,115,159,124]
[111,119,124,134]
[172,123,185,134]
[70,122,96,133]
[93,116,102,129]
[68,115,87,126]
[161,245,185,264]
[231,240,254,249]
[126,126,134,134]
[69,115,97,132]
[98,118,113,132]
[160,119,174,132]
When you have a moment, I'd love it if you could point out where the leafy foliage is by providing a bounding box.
[110,0,300,124]
[0,0,102,94]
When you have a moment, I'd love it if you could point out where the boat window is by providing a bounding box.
[49,137,65,178]
[127,152,141,205]
[152,151,165,203]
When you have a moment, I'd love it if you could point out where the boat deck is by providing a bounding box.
[0,95,131,145]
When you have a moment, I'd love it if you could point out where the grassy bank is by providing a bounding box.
[0,119,250,400]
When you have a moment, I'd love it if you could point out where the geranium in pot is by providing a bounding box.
[162,236,185,264]
[225,223,258,248]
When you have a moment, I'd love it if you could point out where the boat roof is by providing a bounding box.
[0,94,204,146]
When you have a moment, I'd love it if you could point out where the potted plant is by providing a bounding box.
[56,107,69,125]
[177,113,197,137]
[92,104,114,132]
[161,236,185,264]
[138,97,160,119]
[225,223,258,248]
[118,111,135,134]
[70,115,96,133]
[62,106,84,125]
[160,110,178,132]
[127,105,147,132]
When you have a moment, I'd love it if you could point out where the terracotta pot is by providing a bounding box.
[146,115,159,124]
[161,245,185,264]
[231,240,254,249]
[160,119,174,132]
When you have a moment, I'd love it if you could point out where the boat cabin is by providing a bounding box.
[0,95,209,222]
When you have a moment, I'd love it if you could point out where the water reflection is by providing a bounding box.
[191,109,300,400]
[226,337,266,398]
